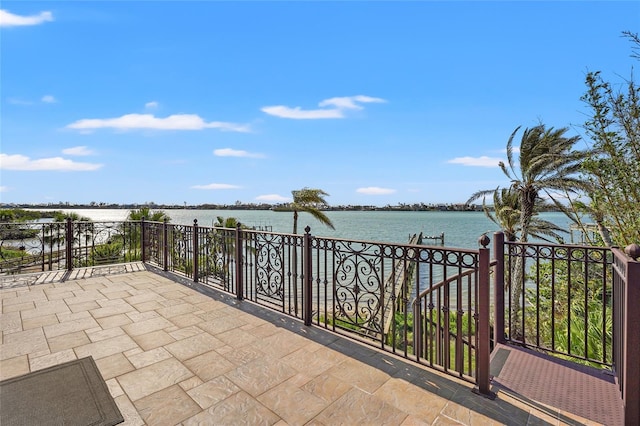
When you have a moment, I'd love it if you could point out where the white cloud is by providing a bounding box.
[356,187,397,195]
[255,194,290,202]
[262,95,386,120]
[0,154,103,171]
[447,156,503,167]
[41,95,56,103]
[213,148,265,158]
[0,10,53,27]
[66,113,250,132]
[7,98,32,105]
[191,183,241,190]
[318,95,386,110]
[145,101,159,109]
[261,106,343,120]
[0,186,8,192]
[62,146,94,156]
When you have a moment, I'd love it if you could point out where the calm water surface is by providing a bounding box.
[46,209,573,249]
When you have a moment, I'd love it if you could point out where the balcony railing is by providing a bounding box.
[1,220,638,423]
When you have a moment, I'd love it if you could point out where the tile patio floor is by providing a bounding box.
[0,265,604,425]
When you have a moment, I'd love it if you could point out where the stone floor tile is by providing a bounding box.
[64,290,104,305]
[90,303,136,319]
[125,291,166,305]
[215,327,258,347]
[114,394,145,426]
[129,300,163,312]
[168,312,202,328]
[44,290,75,301]
[281,346,339,376]
[158,290,189,300]
[0,355,29,380]
[198,316,244,335]
[182,391,281,426]
[401,415,432,426]
[43,315,100,339]
[117,357,193,401]
[2,301,34,313]
[74,333,138,360]
[47,330,90,352]
[179,376,204,392]
[106,378,125,398]
[0,312,22,333]
[124,347,143,357]
[126,347,172,369]
[29,348,77,371]
[0,327,49,360]
[194,300,225,312]
[131,329,176,351]
[96,313,132,329]
[244,322,281,339]
[325,357,391,394]
[187,375,241,409]
[96,352,135,380]
[87,326,125,342]
[258,379,329,425]
[374,377,449,424]
[167,325,203,340]
[134,385,201,426]
[258,330,310,359]
[432,414,466,425]
[184,349,236,381]
[22,313,59,330]
[2,289,47,306]
[121,316,174,337]
[301,373,353,404]
[67,300,101,313]
[56,310,91,323]
[226,357,297,397]
[102,290,133,300]
[156,302,198,318]
[125,310,160,323]
[441,401,473,425]
[165,332,224,361]
[182,293,214,305]
[315,387,408,425]
[218,344,265,367]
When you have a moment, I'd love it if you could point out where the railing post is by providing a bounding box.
[163,218,168,271]
[303,226,313,326]
[235,223,244,300]
[65,218,73,271]
[493,231,506,345]
[193,219,199,283]
[141,217,146,263]
[622,244,640,425]
[476,235,493,397]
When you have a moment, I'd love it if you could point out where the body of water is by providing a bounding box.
[41,208,574,249]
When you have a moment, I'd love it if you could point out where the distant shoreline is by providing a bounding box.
[5,203,564,213]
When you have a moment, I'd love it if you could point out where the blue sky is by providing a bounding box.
[1,1,638,207]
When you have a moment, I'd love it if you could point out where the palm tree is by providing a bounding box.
[290,188,335,234]
[213,216,240,229]
[499,125,587,242]
[468,124,587,340]
[127,207,171,222]
[469,186,567,243]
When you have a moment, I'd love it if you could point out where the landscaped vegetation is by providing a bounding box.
[467,31,639,360]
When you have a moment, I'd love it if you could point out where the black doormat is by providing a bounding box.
[0,356,124,426]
